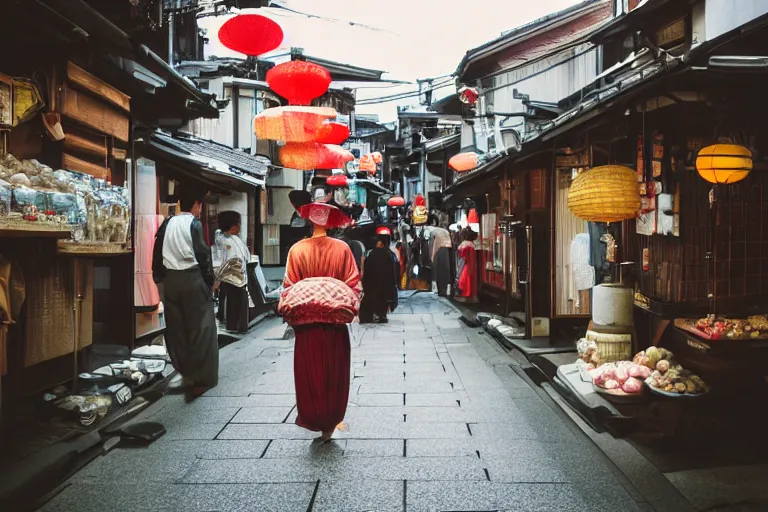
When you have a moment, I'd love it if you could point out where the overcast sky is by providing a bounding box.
[200,0,582,121]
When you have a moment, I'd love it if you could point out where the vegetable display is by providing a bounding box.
[585,345,709,397]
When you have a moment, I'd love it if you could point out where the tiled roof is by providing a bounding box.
[153,132,271,177]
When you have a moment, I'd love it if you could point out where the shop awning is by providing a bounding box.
[424,133,461,154]
[147,131,269,189]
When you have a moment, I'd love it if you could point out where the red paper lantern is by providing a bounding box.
[387,196,405,207]
[319,144,354,169]
[254,106,336,142]
[315,122,350,144]
[218,15,283,56]
[326,174,348,187]
[266,61,332,105]
[449,152,480,172]
[279,142,354,171]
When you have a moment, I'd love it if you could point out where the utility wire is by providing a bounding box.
[355,80,455,105]
[355,77,455,103]
[268,2,401,35]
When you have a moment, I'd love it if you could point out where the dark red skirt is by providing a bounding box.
[293,323,351,432]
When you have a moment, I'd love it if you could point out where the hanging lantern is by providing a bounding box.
[279,142,354,171]
[371,151,383,164]
[218,15,284,56]
[359,154,376,173]
[314,122,350,145]
[326,174,348,187]
[449,152,480,172]
[266,61,332,105]
[254,106,337,142]
[387,196,405,207]
[696,144,752,184]
[567,165,640,223]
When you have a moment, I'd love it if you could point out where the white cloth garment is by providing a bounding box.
[215,231,250,288]
[570,233,595,291]
[162,213,197,271]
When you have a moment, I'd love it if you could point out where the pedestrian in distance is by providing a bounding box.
[359,227,398,324]
[152,185,218,402]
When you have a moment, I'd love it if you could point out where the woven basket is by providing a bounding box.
[567,165,640,223]
[0,218,72,232]
[586,329,632,363]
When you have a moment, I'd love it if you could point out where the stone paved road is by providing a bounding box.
[42,294,644,512]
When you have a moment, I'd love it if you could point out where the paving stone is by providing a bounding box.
[182,456,486,483]
[406,393,461,406]
[217,423,318,440]
[162,422,227,441]
[197,440,271,459]
[242,394,297,406]
[469,421,575,443]
[344,439,404,457]
[70,444,198,483]
[230,406,294,423]
[264,439,347,458]
[359,381,454,394]
[350,393,404,407]
[406,481,641,512]
[41,483,315,512]
[313,480,404,512]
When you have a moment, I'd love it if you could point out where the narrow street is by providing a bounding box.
[41,294,643,512]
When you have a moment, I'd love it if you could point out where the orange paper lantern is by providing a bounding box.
[279,142,353,171]
[218,15,283,56]
[315,122,350,145]
[266,61,332,105]
[449,152,480,172]
[359,154,376,173]
[254,106,337,142]
[387,196,405,207]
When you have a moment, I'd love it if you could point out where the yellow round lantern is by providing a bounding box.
[695,144,752,184]
[567,165,640,223]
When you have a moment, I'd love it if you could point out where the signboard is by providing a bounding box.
[555,151,589,168]
[656,19,686,47]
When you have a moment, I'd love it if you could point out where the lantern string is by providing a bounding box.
[268,3,402,35]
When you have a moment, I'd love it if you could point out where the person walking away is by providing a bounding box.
[152,185,218,401]
[278,191,360,443]
[360,228,398,323]
[456,226,479,303]
[430,227,453,297]
[215,211,251,333]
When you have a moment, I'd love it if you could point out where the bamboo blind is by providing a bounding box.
[555,170,591,315]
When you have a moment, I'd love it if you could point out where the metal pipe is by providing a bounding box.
[525,225,533,339]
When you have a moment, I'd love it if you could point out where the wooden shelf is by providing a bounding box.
[0,224,72,238]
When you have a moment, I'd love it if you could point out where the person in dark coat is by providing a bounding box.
[359,233,398,324]
[152,185,218,401]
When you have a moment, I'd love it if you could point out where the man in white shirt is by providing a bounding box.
[214,211,251,333]
[152,185,218,401]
